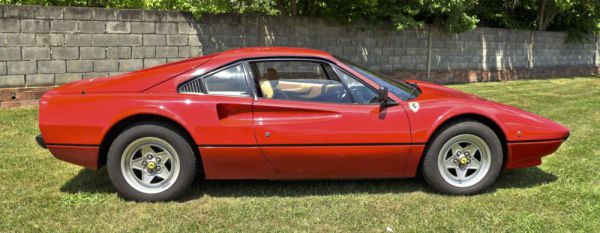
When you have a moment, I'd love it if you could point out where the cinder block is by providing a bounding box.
[35,6,64,19]
[66,60,94,72]
[143,58,166,68]
[132,47,155,58]
[78,21,105,33]
[118,59,143,71]
[80,47,106,59]
[156,47,178,58]
[166,57,183,63]
[51,47,79,59]
[178,47,190,57]
[178,22,197,34]
[143,35,166,46]
[106,22,131,34]
[0,62,6,75]
[50,20,77,32]
[26,74,55,86]
[21,19,50,33]
[119,9,143,21]
[82,72,108,79]
[3,5,34,19]
[63,7,93,20]
[0,19,20,32]
[7,61,36,74]
[189,46,203,57]
[165,11,187,22]
[0,48,22,60]
[55,73,82,84]
[36,34,64,46]
[156,23,177,34]
[0,75,25,88]
[5,34,36,46]
[167,35,188,45]
[107,47,131,59]
[92,8,118,20]
[188,35,203,46]
[65,34,92,46]
[38,60,66,74]
[142,10,166,22]
[92,34,142,46]
[22,47,51,60]
[131,22,155,34]
[93,60,118,72]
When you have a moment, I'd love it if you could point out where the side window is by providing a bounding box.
[335,68,379,104]
[180,63,250,96]
[204,64,249,96]
[251,61,352,104]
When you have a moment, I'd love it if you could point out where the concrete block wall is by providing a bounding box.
[0,5,202,88]
[0,4,599,92]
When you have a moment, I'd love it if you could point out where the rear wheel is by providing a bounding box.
[107,123,196,201]
[422,121,503,195]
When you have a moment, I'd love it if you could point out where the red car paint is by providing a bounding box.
[38,47,570,179]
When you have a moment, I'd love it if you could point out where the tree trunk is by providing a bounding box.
[537,0,546,31]
[290,0,297,16]
[276,0,288,16]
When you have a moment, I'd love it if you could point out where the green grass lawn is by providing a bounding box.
[1,77,599,232]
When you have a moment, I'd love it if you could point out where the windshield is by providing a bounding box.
[335,56,420,100]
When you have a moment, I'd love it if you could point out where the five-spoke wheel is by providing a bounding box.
[437,134,491,187]
[107,123,197,201]
[422,120,503,195]
[121,137,180,194]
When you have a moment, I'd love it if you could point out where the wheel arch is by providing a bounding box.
[419,113,508,172]
[97,114,202,172]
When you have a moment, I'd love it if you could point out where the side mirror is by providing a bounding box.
[378,86,389,108]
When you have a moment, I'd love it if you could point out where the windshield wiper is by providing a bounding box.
[401,80,417,89]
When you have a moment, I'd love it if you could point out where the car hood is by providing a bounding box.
[407,80,486,101]
[405,80,570,141]
[53,55,215,94]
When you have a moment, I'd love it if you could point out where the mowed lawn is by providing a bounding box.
[0,77,599,232]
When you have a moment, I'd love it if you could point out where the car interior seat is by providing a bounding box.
[260,68,280,98]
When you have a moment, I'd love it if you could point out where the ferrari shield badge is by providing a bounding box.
[409,101,419,113]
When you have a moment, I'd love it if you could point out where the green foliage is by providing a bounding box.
[1,0,599,41]
[475,0,600,41]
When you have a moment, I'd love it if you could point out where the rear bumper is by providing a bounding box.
[47,145,100,170]
[505,139,566,169]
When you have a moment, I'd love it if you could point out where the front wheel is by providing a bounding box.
[107,123,197,201]
[422,121,503,195]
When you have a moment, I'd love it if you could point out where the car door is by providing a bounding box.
[249,59,413,177]
[177,62,276,179]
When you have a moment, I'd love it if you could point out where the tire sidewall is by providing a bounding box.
[107,123,196,201]
[422,121,503,195]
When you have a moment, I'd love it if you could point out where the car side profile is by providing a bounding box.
[37,47,570,201]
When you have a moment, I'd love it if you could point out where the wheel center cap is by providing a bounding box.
[459,156,469,165]
[147,161,156,169]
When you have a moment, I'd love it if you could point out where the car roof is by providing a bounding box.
[214,47,334,60]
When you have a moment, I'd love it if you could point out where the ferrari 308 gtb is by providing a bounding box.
[37,47,569,201]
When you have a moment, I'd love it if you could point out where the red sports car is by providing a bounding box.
[37,47,569,201]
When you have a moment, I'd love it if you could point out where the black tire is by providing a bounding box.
[421,121,503,195]
[107,122,197,201]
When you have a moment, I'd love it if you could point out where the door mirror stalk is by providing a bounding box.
[378,86,396,109]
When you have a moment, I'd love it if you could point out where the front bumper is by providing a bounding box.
[505,139,566,169]
[35,134,47,149]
